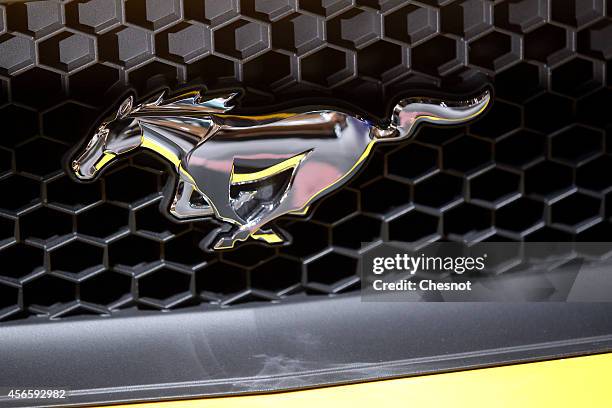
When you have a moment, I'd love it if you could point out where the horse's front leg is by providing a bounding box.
[169,179,214,219]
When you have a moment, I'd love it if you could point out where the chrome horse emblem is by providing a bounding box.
[72,89,490,250]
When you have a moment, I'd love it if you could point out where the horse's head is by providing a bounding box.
[72,96,143,180]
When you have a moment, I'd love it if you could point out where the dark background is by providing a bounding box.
[0,0,611,321]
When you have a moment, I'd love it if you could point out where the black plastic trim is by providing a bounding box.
[0,297,611,407]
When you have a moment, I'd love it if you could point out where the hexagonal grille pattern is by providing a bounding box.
[0,0,610,321]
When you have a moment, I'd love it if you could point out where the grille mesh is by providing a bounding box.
[0,0,611,320]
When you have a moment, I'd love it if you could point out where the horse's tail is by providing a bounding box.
[373,89,491,142]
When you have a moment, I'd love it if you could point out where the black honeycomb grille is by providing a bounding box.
[0,0,611,321]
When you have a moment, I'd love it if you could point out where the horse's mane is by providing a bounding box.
[132,89,238,116]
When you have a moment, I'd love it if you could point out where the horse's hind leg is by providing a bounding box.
[212,180,304,249]
[169,179,214,219]
[214,154,344,248]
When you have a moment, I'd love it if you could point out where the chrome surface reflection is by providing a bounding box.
[71,89,490,250]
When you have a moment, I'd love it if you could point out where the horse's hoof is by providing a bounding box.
[251,229,284,244]
[213,237,236,250]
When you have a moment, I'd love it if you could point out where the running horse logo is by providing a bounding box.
[71,89,490,250]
